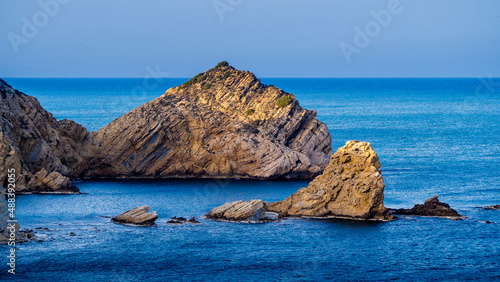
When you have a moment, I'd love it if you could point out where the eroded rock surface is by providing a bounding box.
[205,199,269,222]
[268,141,393,221]
[1,63,333,193]
[0,79,89,193]
[86,63,332,180]
[111,205,158,226]
[391,195,463,218]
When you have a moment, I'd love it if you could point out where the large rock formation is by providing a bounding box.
[86,62,332,179]
[0,79,88,193]
[0,62,333,193]
[268,141,393,221]
[111,205,158,226]
[205,199,269,222]
[391,195,463,218]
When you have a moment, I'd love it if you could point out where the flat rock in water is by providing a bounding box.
[111,206,158,226]
[206,200,269,222]
[390,195,463,218]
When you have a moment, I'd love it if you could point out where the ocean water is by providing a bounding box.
[2,78,500,281]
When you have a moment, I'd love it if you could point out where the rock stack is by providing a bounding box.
[269,141,393,221]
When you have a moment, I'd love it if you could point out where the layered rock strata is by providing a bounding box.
[268,141,393,221]
[205,199,270,222]
[111,205,158,226]
[0,79,89,193]
[87,63,332,180]
[0,62,333,193]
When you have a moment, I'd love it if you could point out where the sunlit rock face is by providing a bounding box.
[269,141,393,221]
[86,63,333,180]
[0,62,333,193]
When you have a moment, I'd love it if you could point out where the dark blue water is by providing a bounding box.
[2,78,500,281]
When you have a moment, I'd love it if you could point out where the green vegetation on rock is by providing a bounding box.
[204,83,212,90]
[275,95,293,108]
[183,72,204,87]
[216,61,229,68]
[245,109,255,115]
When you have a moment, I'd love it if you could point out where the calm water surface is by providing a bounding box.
[2,78,500,281]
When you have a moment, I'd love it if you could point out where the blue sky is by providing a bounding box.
[1,0,499,78]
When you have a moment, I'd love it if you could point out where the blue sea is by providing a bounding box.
[2,78,500,281]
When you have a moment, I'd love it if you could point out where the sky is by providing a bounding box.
[1,0,499,78]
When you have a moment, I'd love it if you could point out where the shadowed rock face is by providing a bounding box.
[0,79,89,193]
[111,206,158,226]
[205,200,269,222]
[268,141,393,221]
[391,195,462,217]
[86,64,332,179]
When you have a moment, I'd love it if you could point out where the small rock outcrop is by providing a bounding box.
[187,217,201,224]
[391,195,462,218]
[205,200,269,222]
[268,141,393,221]
[481,205,500,210]
[111,206,158,226]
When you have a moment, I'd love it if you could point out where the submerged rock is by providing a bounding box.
[167,217,187,224]
[268,141,393,221]
[481,205,500,210]
[390,195,463,218]
[187,217,201,224]
[206,200,269,222]
[111,206,158,226]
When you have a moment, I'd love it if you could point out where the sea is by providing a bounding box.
[2,77,499,281]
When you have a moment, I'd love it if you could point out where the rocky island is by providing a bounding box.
[268,141,393,221]
[0,62,333,194]
[87,61,332,180]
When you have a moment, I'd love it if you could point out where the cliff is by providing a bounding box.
[0,79,89,193]
[268,141,393,221]
[86,62,332,179]
[0,62,333,193]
